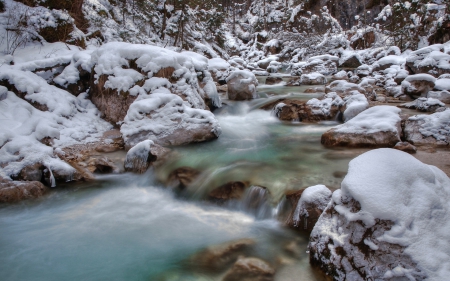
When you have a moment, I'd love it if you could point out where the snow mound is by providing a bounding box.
[343,92,369,122]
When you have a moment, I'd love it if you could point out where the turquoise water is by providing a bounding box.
[0,83,366,281]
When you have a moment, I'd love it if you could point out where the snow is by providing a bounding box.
[293,185,332,226]
[337,148,450,280]
[402,97,445,111]
[343,92,369,122]
[335,106,401,134]
[208,58,230,70]
[408,109,450,142]
[404,74,437,83]
[435,78,450,91]
[374,55,406,67]
[306,92,344,116]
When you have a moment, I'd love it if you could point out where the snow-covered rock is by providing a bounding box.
[309,148,450,281]
[286,185,332,233]
[339,54,362,69]
[121,90,221,148]
[332,70,349,80]
[404,109,450,147]
[400,97,445,112]
[326,80,366,96]
[226,70,258,100]
[321,106,402,147]
[401,74,436,99]
[428,90,450,104]
[406,43,450,77]
[301,72,327,85]
[434,77,450,91]
[0,177,48,203]
[302,55,338,75]
[342,92,369,122]
[208,57,231,84]
[124,140,169,173]
[355,64,372,78]
[89,42,212,124]
[373,55,406,71]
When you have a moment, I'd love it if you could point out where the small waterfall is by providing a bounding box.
[226,186,273,220]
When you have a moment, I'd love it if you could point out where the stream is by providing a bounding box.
[0,81,370,281]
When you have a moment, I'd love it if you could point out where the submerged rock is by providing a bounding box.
[190,238,255,271]
[265,77,283,85]
[394,141,417,153]
[223,257,275,281]
[167,167,201,190]
[208,181,249,204]
[0,177,48,203]
[309,149,450,281]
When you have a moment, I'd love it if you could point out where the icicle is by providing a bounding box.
[46,166,56,188]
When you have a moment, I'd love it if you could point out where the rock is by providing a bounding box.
[373,55,406,72]
[265,77,283,85]
[266,93,343,122]
[339,55,362,69]
[332,70,349,80]
[0,177,48,203]
[208,181,249,204]
[325,80,366,96]
[404,109,450,147]
[226,70,258,100]
[309,149,450,281]
[304,87,325,93]
[428,90,450,104]
[87,156,118,174]
[285,185,332,233]
[300,72,327,85]
[190,238,255,271]
[355,64,372,78]
[350,31,375,50]
[394,142,417,153]
[321,106,402,148]
[95,129,124,153]
[223,257,275,281]
[301,55,338,75]
[167,167,201,190]
[267,61,282,73]
[120,92,221,148]
[124,140,169,173]
[10,163,44,182]
[401,74,436,99]
[399,97,445,112]
[0,85,7,101]
[406,44,450,77]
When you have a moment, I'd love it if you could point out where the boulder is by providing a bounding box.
[265,93,343,122]
[405,44,450,77]
[399,97,445,112]
[404,109,450,147]
[325,80,365,96]
[309,149,450,281]
[428,90,450,104]
[401,74,436,99]
[300,72,327,85]
[190,238,255,271]
[223,257,275,281]
[265,77,283,85]
[321,106,402,148]
[226,70,258,100]
[120,91,221,148]
[0,177,48,203]
[339,55,362,69]
[285,185,332,233]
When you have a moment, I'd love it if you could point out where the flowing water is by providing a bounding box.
[0,82,370,281]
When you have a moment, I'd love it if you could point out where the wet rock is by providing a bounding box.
[401,74,436,99]
[265,77,283,85]
[223,257,275,281]
[394,142,417,154]
[339,55,362,69]
[226,70,258,101]
[87,157,118,174]
[0,177,48,203]
[285,185,332,233]
[167,167,201,190]
[208,181,249,204]
[190,238,255,271]
[304,87,325,93]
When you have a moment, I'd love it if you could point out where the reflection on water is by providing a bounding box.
[0,83,361,281]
